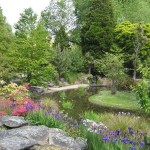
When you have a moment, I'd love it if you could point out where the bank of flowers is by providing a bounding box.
[0,83,148,150]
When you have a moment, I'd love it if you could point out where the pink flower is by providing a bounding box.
[12,105,27,116]
[0,111,7,117]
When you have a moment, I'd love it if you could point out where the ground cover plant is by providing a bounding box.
[89,90,140,110]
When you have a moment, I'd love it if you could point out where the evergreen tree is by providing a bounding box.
[53,26,70,51]
[80,0,115,58]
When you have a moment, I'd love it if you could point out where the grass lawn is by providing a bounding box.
[89,90,140,110]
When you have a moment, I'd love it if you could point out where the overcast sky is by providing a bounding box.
[0,0,50,28]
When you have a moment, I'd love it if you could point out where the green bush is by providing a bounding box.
[81,111,101,122]
[87,74,93,84]
[63,72,79,84]
[77,86,85,97]
[62,101,73,109]
[116,76,137,90]
[134,79,150,113]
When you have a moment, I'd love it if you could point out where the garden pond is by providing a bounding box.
[41,87,147,119]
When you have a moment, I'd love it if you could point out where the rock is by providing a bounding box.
[30,144,69,150]
[49,128,87,150]
[0,116,28,128]
[6,125,49,145]
[82,119,107,133]
[30,86,44,96]
[0,136,37,150]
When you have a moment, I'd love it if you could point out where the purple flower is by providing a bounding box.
[113,139,118,143]
[140,141,145,147]
[128,127,132,131]
[130,141,136,145]
[130,147,136,150]
[115,129,121,135]
[121,138,129,144]
[102,137,108,142]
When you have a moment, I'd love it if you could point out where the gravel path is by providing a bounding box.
[44,84,89,94]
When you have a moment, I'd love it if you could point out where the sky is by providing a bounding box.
[0,0,50,28]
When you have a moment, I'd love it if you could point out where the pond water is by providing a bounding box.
[41,87,146,119]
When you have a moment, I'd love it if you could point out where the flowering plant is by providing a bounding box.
[0,83,40,116]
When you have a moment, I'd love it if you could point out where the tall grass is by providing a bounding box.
[100,113,150,133]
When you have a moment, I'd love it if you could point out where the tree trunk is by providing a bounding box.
[111,79,116,94]
[133,68,136,80]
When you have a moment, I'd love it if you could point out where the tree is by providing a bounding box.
[53,26,70,51]
[80,0,115,58]
[95,53,125,94]
[114,21,149,77]
[112,0,150,23]
[132,23,147,80]
[41,0,76,35]
[0,7,14,80]
[14,8,55,85]
[134,58,150,113]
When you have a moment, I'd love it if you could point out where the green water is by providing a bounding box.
[42,87,146,119]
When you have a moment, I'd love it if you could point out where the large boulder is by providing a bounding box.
[5,125,49,145]
[0,116,28,128]
[0,136,37,150]
[0,116,87,150]
[49,128,87,150]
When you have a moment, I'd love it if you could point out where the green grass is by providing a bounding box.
[89,90,140,110]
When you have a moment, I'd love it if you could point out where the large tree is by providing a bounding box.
[41,0,76,54]
[0,7,14,80]
[80,0,115,58]
[14,8,55,85]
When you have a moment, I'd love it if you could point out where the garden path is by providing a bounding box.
[44,84,89,94]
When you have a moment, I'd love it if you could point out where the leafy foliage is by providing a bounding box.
[95,53,125,94]
[80,0,115,58]
[14,8,55,85]
[114,21,150,74]
[112,0,150,23]
[0,7,14,80]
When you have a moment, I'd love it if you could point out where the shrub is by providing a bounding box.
[40,98,59,112]
[81,111,101,122]
[62,101,73,109]
[87,74,93,84]
[77,86,85,97]
[116,76,137,90]
[0,83,40,116]
[133,79,150,113]
[63,72,79,84]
